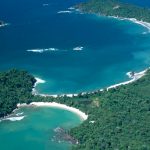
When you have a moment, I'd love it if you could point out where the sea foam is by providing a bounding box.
[43,4,49,6]
[16,112,24,116]
[57,11,72,14]
[2,116,25,122]
[27,48,58,53]
[73,46,84,51]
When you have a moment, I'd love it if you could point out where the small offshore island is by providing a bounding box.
[0,0,150,150]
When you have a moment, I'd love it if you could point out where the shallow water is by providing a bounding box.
[0,107,82,150]
[0,0,150,149]
[0,0,150,94]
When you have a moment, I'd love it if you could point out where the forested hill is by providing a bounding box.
[76,0,150,22]
[0,69,36,117]
[70,70,150,149]
[0,69,150,149]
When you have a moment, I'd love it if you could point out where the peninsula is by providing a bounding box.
[76,0,150,23]
[0,68,150,149]
[0,1,150,149]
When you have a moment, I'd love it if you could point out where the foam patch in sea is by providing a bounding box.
[0,116,25,122]
[27,46,84,53]
[73,46,84,51]
[57,10,72,14]
[27,48,58,53]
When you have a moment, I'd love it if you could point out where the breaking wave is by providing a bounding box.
[73,46,84,51]
[27,48,58,53]
[1,116,25,122]
[57,10,72,14]
[16,112,24,116]
[27,46,84,53]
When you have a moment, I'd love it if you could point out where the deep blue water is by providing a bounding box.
[0,0,150,94]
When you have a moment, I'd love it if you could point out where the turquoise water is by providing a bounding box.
[0,0,150,149]
[0,0,150,94]
[0,107,82,150]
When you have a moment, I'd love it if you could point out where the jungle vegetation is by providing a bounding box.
[76,0,150,22]
[0,69,150,149]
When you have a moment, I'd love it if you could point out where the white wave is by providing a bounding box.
[35,77,46,84]
[142,31,149,35]
[43,4,49,6]
[68,7,75,10]
[73,46,84,51]
[57,10,72,14]
[3,116,25,121]
[0,23,9,28]
[32,77,46,95]
[16,112,24,116]
[27,48,58,53]
[27,49,43,53]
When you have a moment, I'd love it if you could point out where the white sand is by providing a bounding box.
[107,69,147,91]
[32,68,148,122]
[128,18,150,32]
[33,68,148,96]
[18,102,88,120]
[109,16,150,32]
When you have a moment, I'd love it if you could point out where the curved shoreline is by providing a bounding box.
[29,69,147,123]
[31,14,149,122]
[17,102,88,121]
[34,69,147,97]
[109,16,150,32]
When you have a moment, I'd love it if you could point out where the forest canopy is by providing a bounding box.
[0,69,150,149]
[76,0,150,22]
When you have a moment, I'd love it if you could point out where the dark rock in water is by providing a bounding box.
[130,71,135,77]
[53,127,78,145]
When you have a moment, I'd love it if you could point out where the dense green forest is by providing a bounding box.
[0,69,150,149]
[69,70,150,150]
[76,0,150,22]
[0,69,36,117]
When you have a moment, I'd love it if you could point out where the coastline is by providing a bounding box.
[107,69,147,90]
[31,12,150,121]
[34,69,148,97]
[1,12,149,123]
[17,102,88,121]
[108,16,150,32]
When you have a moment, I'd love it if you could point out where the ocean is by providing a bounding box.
[0,0,150,149]
[0,0,150,95]
[0,107,82,150]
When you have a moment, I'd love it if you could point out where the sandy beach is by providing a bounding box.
[109,16,150,32]
[17,102,88,121]
[107,69,147,90]
[34,68,148,97]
